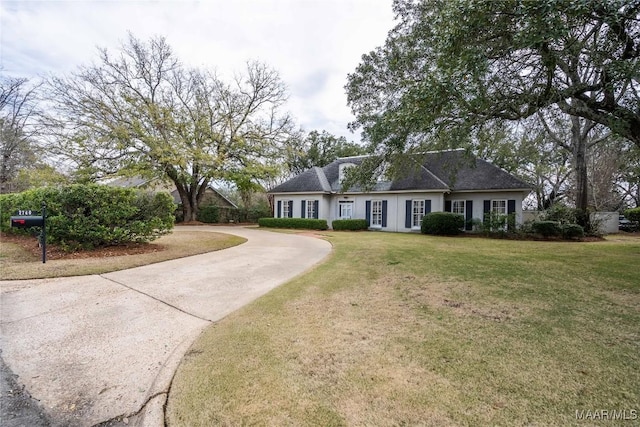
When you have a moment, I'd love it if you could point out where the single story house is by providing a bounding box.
[268,149,531,232]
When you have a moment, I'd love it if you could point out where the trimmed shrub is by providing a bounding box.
[561,223,585,239]
[197,204,219,223]
[624,207,640,222]
[1,184,175,250]
[421,212,465,235]
[332,219,368,231]
[544,203,578,224]
[258,217,328,230]
[531,220,561,237]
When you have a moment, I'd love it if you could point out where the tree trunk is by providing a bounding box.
[176,185,198,222]
[571,116,590,229]
[182,200,196,222]
[174,181,201,222]
[165,165,210,223]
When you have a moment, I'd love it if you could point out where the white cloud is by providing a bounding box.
[0,0,394,141]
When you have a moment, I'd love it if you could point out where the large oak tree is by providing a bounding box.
[46,35,294,221]
[346,0,640,152]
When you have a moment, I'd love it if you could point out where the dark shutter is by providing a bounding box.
[314,200,319,219]
[483,200,491,224]
[288,200,293,218]
[465,200,473,231]
[382,200,388,227]
[405,200,412,228]
[445,200,452,212]
[365,200,371,226]
[507,199,516,231]
[425,200,431,214]
[301,200,306,218]
[277,201,281,218]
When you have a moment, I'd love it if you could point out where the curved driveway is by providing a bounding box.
[0,227,332,426]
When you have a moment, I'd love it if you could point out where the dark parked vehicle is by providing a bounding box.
[619,215,639,232]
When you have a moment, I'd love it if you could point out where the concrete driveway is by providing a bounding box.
[0,226,331,426]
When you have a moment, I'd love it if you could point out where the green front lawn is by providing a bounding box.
[167,232,640,426]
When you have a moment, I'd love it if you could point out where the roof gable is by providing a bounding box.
[269,166,332,193]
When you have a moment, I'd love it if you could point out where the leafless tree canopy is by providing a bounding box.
[0,75,43,193]
[45,34,295,221]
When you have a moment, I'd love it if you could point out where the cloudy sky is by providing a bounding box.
[1,0,395,142]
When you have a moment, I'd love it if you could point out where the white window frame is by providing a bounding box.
[452,200,465,216]
[306,200,316,219]
[491,199,507,215]
[491,199,507,231]
[371,200,383,228]
[412,199,425,229]
[282,200,292,218]
[338,201,353,219]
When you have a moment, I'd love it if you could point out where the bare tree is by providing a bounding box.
[538,109,611,226]
[0,75,42,193]
[613,142,640,208]
[45,34,295,221]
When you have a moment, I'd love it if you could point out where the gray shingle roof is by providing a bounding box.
[420,150,531,191]
[270,166,333,193]
[269,150,531,194]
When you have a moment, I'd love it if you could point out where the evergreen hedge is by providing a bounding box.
[1,184,175,250]
[421,212,465,235]
[531,220,562,237]
[197,204,219,223]
[624,207,640,222]
[258,217,328,230]
[561,223,585,239]
[332,219,368,230]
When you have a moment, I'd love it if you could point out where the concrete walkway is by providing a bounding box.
[0,227,332,426]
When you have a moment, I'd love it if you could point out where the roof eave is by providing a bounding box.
[449,187,533,193]
[268,191,332,195]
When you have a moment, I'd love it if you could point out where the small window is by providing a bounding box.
[306,200,316,219]
[490,199,507,231]
[339,201,353,219]
[282,200,292,218]
[452,200,465,216]
[412,199,425,228]
[371,200,383,227]
[492,200,507,215]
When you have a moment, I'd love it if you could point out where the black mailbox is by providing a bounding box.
[10,215,44,228]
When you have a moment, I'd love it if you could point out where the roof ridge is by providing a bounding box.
[335,154,370,160]
[313,166,332,192]
[413,158,450,189]
[336,148,464,162]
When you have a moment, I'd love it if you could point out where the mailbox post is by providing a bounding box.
[9,201,47,263]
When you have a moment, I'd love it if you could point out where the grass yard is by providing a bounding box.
[167,232,640,427]
[0,230,246,280]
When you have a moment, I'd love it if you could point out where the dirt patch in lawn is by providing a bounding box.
[392,273,533,323]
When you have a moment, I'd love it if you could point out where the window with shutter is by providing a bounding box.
[412,199,425,228]
[306,200,316,219]
[371,200,383,227]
